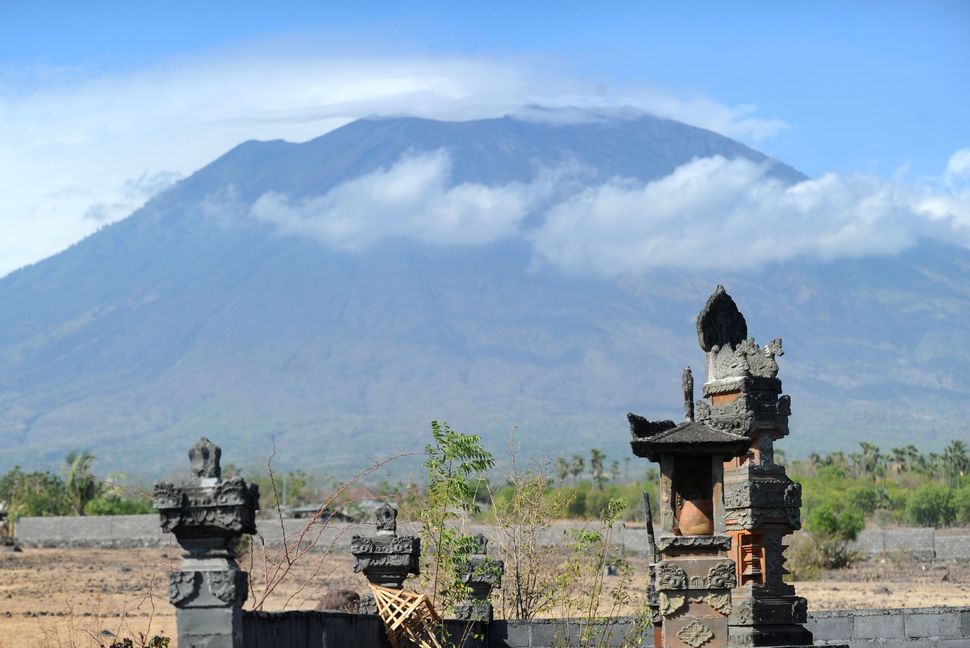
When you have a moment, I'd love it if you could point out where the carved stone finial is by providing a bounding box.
[682,366,694,422]
[696,285,747,352]
[473,533,488,554]
[188,437,221,480]
[375,502,397,534]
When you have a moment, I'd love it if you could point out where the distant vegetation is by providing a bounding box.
[3,439,969,534]
[0,451,152,519]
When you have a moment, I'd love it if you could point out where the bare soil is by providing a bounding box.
[1,548,969,647]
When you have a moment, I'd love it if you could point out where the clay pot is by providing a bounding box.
[678,498,714,535]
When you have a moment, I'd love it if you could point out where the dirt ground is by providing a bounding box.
[2,548,970,647]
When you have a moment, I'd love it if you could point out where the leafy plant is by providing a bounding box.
[419,421,495,611]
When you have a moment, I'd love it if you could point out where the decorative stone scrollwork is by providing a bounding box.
[655,563,688,590]
[706,562,737,589]
[208,570,247,605]
[696,285,747,352]
[732,599,754,625]
[704,592,731,616]
[659,592,686,616]
[656,535,732,552]
[168,571,199,606]
[677,620,715,648]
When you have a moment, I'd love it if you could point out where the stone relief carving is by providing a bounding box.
[705,562,738,589]
[732,599,754,625]
[208,570,246,605]
[656,535,732,552]
[704,592,731,616]
[677,620,715,648]
[659,592,686,616]
[168,571,199,606]
[655,563,688,590]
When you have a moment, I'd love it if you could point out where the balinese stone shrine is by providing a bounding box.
[629,285,815,648]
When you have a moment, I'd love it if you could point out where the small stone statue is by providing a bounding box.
[682,366,695,422]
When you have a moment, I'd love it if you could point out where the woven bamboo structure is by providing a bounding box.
[371,585,443,648]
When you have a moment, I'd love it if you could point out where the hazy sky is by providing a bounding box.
[1,1,968,277]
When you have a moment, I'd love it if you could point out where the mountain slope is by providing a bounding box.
[0,113,966,475]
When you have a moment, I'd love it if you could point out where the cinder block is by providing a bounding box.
[806,613,854,641]
[494,620,531,647]
[906,611,961,638]
[933,639,970,648]
[934,536,970,560]
[853,612,904,640]
[963,610,970,638]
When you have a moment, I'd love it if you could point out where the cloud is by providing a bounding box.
[530,155,970,276]
[251,151,558,248]
[0,48,785,277]
[250,150,970,276]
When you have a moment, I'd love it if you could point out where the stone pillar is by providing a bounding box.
[656,536,736,648]
[154,437,259,648]
[350,503,420,615]
[694,286,812,647]
[454,533,503,622]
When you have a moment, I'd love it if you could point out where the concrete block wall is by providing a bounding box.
[15,516,970,562]
[239,609,970,647]
[807,607,970,647]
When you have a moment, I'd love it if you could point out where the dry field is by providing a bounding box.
[1,548,969,647]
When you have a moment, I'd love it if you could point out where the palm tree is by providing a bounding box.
[943,440,970,487]
[63,450,100,516]
[590,448,606,491]
[555,457,570,486]
[569,454,585,486]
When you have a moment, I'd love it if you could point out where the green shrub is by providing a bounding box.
[85,494,153,515]
[953,486,970,525]
[905,483,956,527]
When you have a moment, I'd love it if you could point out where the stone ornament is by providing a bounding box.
[677,620,715,648]
[697,284,747,352]
[168,571,199,606]
[208,569,248,605]
[375,502,397,533]
[189,437,221,480]
[655,563,688,590]
[705,562,737,589]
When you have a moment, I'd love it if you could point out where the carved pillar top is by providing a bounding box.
[350,503,420,589]
[153,438,259,553]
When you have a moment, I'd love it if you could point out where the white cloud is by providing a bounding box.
[251,150,557,248]
[530,156,970,276]
[0,49,786,278]
[247,149,970,276]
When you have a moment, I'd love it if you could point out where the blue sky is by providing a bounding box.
[1,1,968,276]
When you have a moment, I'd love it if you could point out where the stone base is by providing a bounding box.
[727,624,813,647]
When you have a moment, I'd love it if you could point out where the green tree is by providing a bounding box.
[943,440,970,487]
[569,454,585,486]
[804,502,863,568]
[589,449,606,491]
[419,421,495,610]
[555,457,570,486]
[905,483,956,527]
[63,450,101,516]
[0,467,70,518]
